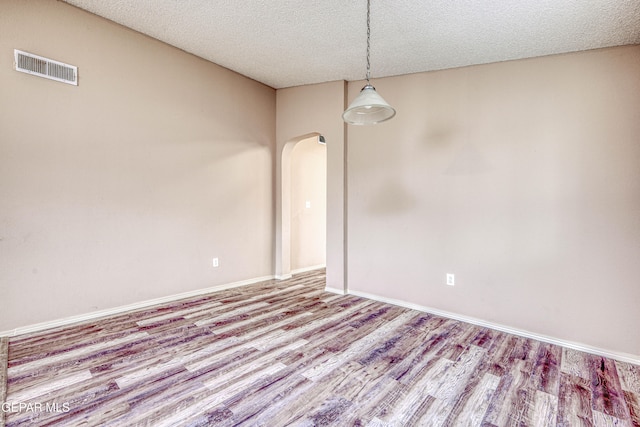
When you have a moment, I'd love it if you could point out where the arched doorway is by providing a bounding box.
[275,133,326,279]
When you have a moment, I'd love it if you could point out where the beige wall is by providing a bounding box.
[291,136,327,270]
[347,45,640,356]
[0,0,276,331]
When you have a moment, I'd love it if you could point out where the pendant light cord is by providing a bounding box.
[366,0,371,83]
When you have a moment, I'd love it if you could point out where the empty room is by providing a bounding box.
[1,0,639,425]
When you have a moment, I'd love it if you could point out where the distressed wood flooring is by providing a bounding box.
[2,269,639,426]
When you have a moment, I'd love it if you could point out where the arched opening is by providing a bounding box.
[290,135,327,272]
[276,132,326,279]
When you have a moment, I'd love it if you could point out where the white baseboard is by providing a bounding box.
[324,287,346,295]
[349,289,640,366]
[0,275,275,338]
[276,265,326,281]
[291,264,326,275]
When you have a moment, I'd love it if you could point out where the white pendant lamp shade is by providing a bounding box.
[343,0,395,125]
[342,84,396,125]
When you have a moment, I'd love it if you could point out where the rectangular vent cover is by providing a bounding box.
[14,50,78,86]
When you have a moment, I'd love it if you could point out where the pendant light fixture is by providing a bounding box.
[343,0,396,125]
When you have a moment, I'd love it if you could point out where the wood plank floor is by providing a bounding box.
[2,269,639,426]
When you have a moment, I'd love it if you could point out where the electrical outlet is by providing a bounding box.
[213,258,219,268]
[446,273,455,286]
[305,201,311,209]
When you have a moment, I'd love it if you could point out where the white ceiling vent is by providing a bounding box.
[14,50,78,86]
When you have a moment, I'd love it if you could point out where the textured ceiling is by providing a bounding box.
[63,0,640,89]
